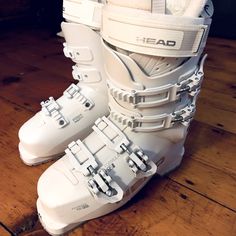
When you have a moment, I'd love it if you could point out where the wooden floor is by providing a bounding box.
[0,27,235,236]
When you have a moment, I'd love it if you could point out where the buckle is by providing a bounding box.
[40,97,68,128]
[177,55,206,97]
[72,65,83,81]
[66,140,98,176]
[172,103,196,126]
[72,65,102,83]
[108,81,177,108]
[66,139,124,203]
[63,83,94,110]
[63,43,75,59]
[41,97,60,116]
[88,169,113,196]
[121,144,157,178]
[108,55,206,109]
[63,84,80,98]
[87,168,124,203]
[93,117,130,154]
[110,96,196,132]
[63,43,93,62]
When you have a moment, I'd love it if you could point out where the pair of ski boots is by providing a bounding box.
[18,0,213,235]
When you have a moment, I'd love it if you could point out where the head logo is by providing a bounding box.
[136,37,176,47]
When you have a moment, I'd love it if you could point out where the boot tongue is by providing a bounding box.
[108,0,205,17]
[130,0,193,77]
[166,0,192,16]
[109,0,206,76]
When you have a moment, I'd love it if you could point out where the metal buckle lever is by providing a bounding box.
[88,169,113,197]
[172,103,196,126]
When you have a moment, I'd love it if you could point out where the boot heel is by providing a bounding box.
[156,144,185,176]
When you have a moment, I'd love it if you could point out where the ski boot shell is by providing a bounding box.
[37,0,213,234]
[19,22,109,165]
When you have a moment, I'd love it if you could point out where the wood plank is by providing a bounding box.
[202,67,236,98]
[0,54,39,80]
[206,38,236,74]
[195,80,236,134]
[198,88,236,113]
[3,38,73,79]
[195,102,236,134]
[0,29,61,53]
[0,31,74,112]
[19,177,236,236]
[0,68,73,112]
[0,29,235,236]
[0,28,72,79]
[0,98,51,232]
[186,121,236,175]
[170,158,236,211]
[70,179,236,236]
[0,224,11,236]
[167,120,236,211]
[207,37,236,54]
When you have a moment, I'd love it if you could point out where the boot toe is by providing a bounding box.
[37,157,92,226]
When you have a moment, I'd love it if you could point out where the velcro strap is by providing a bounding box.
[63,0,103,29]
[108,56,205,108]
[102,5,211,57]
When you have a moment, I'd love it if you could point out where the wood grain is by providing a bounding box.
[0,28,235,236]
[0,224,12,236]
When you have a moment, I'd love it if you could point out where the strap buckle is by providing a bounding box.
[41,97,60,116]
[66,140,99,176]
[108,55,206,109]
[63,83,80,98]
[177,55,206,97]
[177,70,204,97]
[172,103,196,126]
[108,81,178,108]
[87,169,123,203]
[110,97,196,132]
[63,83,94,110]
[63,43,93,62]
[72,65,102,83]
[63,43,75,59]
[66,139,124,203]
[121,144,157,178]
[40,97,68,128]
[93,117,130,154]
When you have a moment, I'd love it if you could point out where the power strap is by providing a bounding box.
[102,5,211,57]
[63,0,103,29]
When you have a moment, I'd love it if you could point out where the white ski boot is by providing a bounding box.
[37,0,213,234]
[18,0,109,165]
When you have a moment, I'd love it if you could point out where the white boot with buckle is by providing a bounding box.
[37,0,213,234]
[18,0,109,165]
